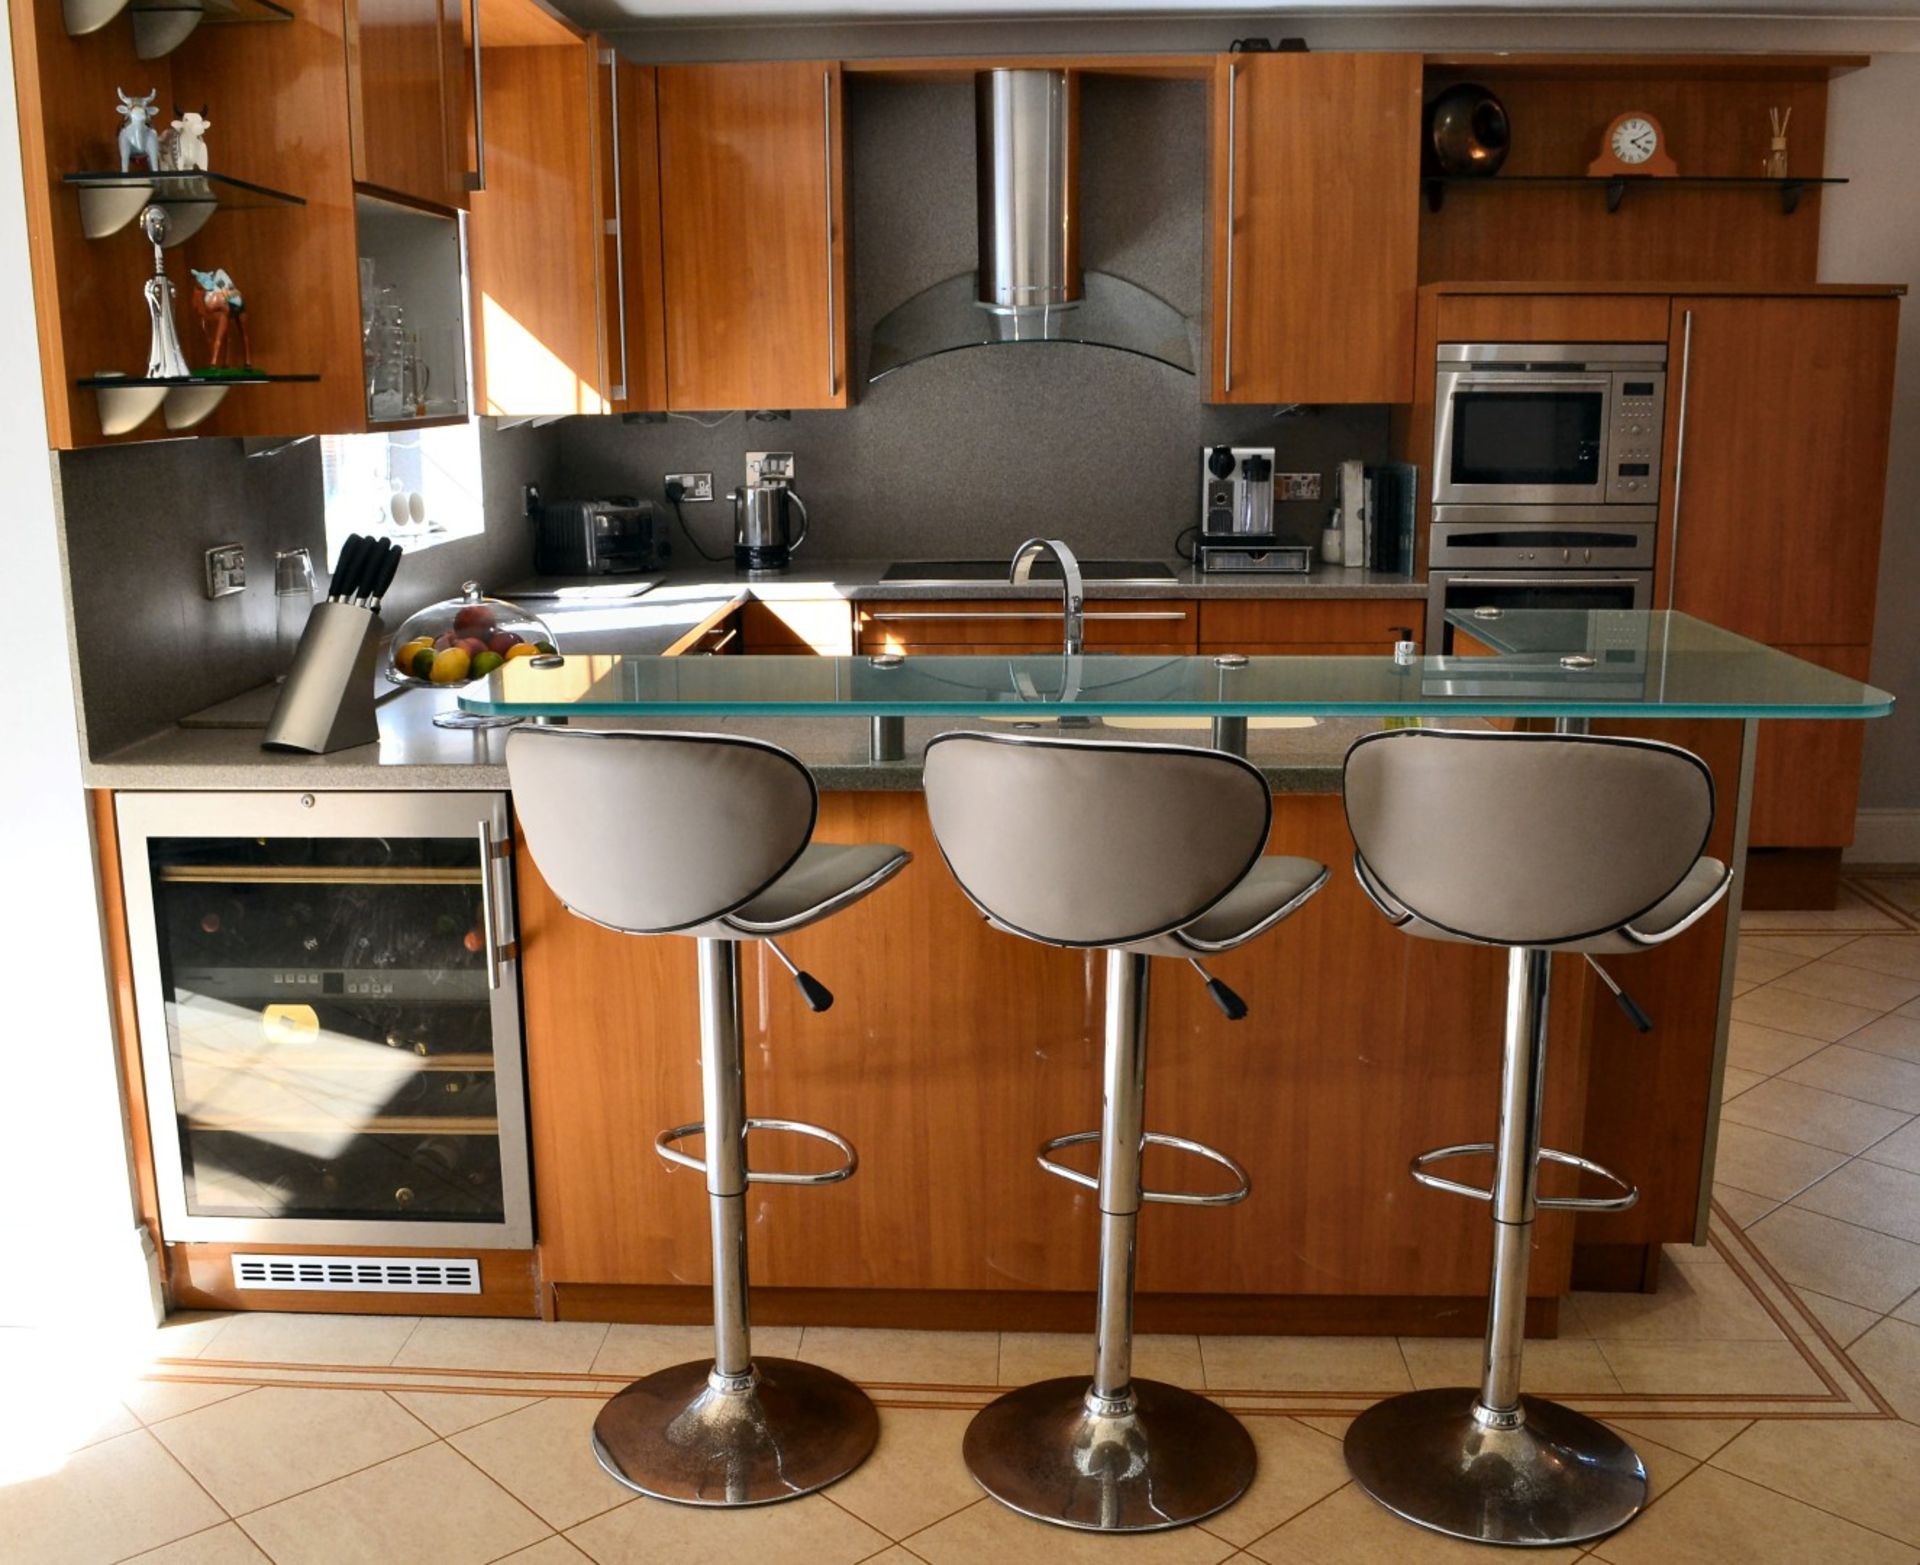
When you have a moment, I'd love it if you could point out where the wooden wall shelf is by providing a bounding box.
[78,370,318,434]
[65,168,304,242]
[1422,173,1847,217]
[64,0,291,61]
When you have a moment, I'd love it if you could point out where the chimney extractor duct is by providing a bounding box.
[868,68,1196,383]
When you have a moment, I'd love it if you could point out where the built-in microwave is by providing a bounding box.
[1433,343,1667,507]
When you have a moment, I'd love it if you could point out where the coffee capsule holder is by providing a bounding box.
[262,600,382,753]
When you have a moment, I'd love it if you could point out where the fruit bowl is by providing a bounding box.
[386,581,555,729]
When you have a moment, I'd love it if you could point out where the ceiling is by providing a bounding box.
[586,0,1920,17]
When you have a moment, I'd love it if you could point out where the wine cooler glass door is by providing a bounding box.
[117,791,532,1248]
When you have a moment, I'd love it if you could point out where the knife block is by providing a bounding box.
[262,600,382,753]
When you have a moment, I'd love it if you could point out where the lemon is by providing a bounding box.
[429,647,472,684]
[503,643,541,661]
[394,636,433,671]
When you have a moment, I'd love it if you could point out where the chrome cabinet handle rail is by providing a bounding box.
[604,49,629,403]
[1666,307,1694,611]
[465,0,485,191]
[1222,61,1239,394]
[864,610,1190,623]
[476,819,501,990]
[823,69,837,398]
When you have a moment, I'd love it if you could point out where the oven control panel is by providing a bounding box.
[1606,371,1667,502]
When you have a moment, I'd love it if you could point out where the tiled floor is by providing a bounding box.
[6,877,1920,1565]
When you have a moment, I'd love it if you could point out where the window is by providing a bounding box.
[320,422,484,565]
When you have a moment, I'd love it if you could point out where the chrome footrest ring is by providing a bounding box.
[654,1117,859,1186]
[1409,1142,1638,1212]
[1036,1130,1251,1207]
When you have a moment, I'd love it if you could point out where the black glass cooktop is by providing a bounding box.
[881,559,1179,584]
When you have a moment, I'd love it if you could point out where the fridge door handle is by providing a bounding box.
[477,818,514,987]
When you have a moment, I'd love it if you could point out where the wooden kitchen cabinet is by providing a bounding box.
[1211,51,1422,405]
[857,600,1197,655]
[656,62,849,411]
[467,3,631,415]
[345,0,472,210]
[1198,598,1425,655]
[1660,293,1899,853]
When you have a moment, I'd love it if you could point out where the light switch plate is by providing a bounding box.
[666,472,713,502]
[204,543,246,599]
[1277,473,1322,501]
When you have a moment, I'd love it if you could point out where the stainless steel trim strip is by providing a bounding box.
[1222,61,1238,394]
[605,49,628,404]
[864,610,1190,623]
[1437,342,1669,367]
[823,70,836,398]
[465,0,485,191]
[1666,308,1694,610]
[477,820,500,990]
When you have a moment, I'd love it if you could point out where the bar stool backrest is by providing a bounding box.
[923,732,1272,948]
[506,728,817,934]
[1344,730,1714,947]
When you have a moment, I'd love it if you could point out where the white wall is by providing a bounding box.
[1821,54,1920,856]
[0,25,157,1328]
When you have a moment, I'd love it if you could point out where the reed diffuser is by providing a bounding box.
[1766,106,1792,178]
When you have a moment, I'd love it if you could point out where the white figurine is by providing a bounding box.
[160,106,210,174]
[116,89,161,174]
[141,206,190,380]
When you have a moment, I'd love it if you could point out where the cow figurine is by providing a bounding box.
[159,106,211,174]
[116,89,161,174]
[191,267,250,369]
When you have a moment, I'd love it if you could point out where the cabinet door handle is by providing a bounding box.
[1222,60,1239,395]
[604,49,629,404]
[477,819,506,989]
[464,0,486,191]
[1665,307,1694,611]
[823,69,837,399]
[864,610,1191,624]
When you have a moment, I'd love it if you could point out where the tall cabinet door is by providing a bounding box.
[346,0,471,210]
[657,62,849,411]
[1664,294,1900,847]
[1212,52,1421,405]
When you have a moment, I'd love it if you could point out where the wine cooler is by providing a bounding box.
[116,791,532,1248]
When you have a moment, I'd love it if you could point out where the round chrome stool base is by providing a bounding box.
[591,1357,878,1508]
[962,1376,1255,1533]
[1344,1386,1647,1548]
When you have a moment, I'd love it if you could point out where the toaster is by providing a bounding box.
[533,497,668,576]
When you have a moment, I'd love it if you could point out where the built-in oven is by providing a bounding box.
[1433,343,1666,507]
[1426,505,1657,653]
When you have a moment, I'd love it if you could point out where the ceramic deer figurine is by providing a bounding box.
[191,267,250,368]
[160,107,211,173]
[116,89,161,174]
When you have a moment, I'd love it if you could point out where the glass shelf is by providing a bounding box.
[458,611,1895,723]
[78,372,320,436]
[1421,173,1848,216]
[65,169,305,244]
[64,0,292,61]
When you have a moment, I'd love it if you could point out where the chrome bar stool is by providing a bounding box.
[1340,728,1732,1549]
[507,728,911,1507]
[923,731,1328,1532]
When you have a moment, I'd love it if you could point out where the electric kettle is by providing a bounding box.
[731,451,811,574]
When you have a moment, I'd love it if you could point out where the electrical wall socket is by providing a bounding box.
[204,543,246,599]
[1276,473,1322,501]
[667,472,714,502]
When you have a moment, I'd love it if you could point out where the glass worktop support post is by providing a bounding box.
[1210,716,1249,757]
[869,715,905,763]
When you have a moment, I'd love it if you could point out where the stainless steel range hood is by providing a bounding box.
[867,69,1196,383]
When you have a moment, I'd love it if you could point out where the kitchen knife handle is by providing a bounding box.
[366,541,403,608]
[331,534,370,601]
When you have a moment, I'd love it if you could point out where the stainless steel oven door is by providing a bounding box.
[1434,369,1614,506]
[1426,570,1653,654]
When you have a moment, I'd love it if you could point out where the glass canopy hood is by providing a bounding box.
[866,67,1198,383]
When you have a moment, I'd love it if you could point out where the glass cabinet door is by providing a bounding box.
[118,792,531,1248]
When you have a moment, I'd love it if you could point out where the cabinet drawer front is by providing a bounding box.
[741,600,854,655]
[859,600,1196,650]
[1436,295,1672,345]
[1199,598,1424,649]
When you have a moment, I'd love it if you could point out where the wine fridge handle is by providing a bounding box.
[478,818,501,990]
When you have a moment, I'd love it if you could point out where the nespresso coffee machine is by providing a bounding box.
[1197,445,1312,573]
[731,451,811,575]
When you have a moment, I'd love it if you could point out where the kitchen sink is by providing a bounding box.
[881,558,1180,584]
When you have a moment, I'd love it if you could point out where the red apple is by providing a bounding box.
[433,631,457,650]
[456,637,487,658]
[453,604,496,635]
[487,631,522,654]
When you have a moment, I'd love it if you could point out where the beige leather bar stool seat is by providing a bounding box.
[923,732,1328,1532]
[507,728,910,1507]
[1340,728,1732,1550]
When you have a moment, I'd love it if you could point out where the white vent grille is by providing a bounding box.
[230,1254,482,1294]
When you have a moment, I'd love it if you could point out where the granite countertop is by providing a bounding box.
[85,560,1426,792]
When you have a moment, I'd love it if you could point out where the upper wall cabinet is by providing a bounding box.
[1211,52,1421,406]
[345,0,473,211]
[656,62,849,411]
[466,2,632,416]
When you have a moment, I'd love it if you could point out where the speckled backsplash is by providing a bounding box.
[552,75,1391,565]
